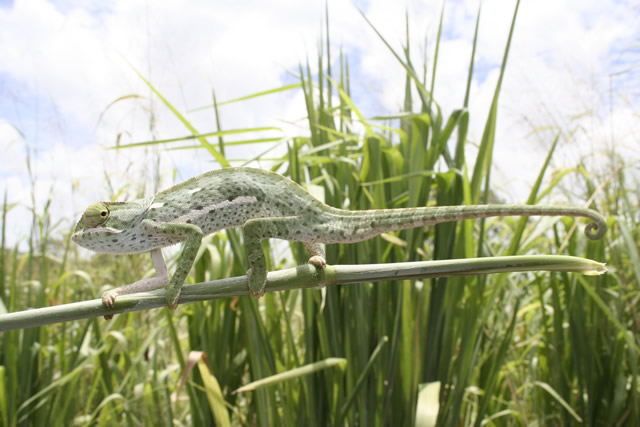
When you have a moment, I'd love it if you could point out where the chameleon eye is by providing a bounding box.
[82,202,110,227]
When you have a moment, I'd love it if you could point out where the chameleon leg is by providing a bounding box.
[243,216,300,298]
[141,219,203,309]
[101,248,169,308]
[304,242,326,269]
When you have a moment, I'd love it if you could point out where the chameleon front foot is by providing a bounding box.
[247,268,266,298]
[100,291,118,320]
[165,288,182,310]
[101,291,118,308]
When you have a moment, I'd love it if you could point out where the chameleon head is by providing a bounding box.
[72,197,153,254]
[76,202,110,229]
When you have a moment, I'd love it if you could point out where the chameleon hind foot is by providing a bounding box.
[304,242,326,269]
[308,255,328,291]
[308,255,327,269]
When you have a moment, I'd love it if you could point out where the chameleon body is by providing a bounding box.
[72,167,607,310]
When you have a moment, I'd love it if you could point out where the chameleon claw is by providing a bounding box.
[249,288,265,298]
[308,255,327,269]
[101,291,117,308]
[166,289,181,310]
[101,292,117,320]
[247,268,266,298]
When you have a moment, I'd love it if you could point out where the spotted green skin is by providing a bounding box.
[72,167,607,310]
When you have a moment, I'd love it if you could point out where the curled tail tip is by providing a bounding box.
[585,220,607,240]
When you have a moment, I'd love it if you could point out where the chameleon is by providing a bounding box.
[72,167,607,311]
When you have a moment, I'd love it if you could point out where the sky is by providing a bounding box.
[0,0,638,248]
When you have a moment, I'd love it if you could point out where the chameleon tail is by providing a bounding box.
[321,204,607,243]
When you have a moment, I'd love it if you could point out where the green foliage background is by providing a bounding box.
[1,2,637,425]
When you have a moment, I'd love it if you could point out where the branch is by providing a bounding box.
[0,255,605,332]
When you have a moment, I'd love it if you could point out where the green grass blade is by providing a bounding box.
[427,2,445,113]
[507,133,560,254]
[111,127,282,149]
[338,336,389,422]
[470,0,521,202]
[473,299,520,426]
[576,275,640,354]
[128,64,230,167]
[190,83,303,111]
[533,381,583,423]
[616,216,640,286]
[234,358,347,393]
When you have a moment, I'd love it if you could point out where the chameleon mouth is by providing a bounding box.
[72,226,125,241]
